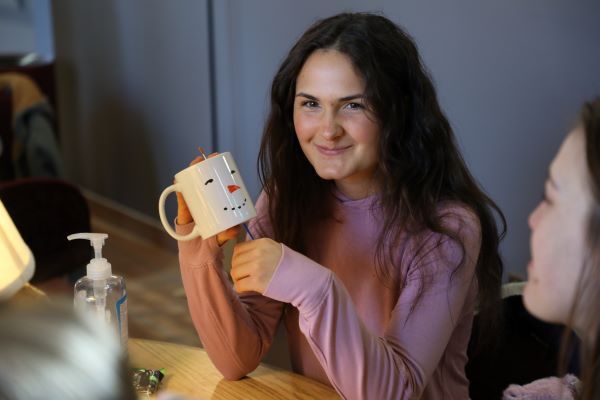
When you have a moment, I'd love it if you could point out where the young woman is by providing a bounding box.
[176,12,504,399]
[503,98,600,400]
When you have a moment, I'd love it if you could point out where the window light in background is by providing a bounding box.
[0,199,35,300]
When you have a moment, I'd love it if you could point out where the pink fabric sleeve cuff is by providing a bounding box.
[263,244,332,316]
[176,220,221,268]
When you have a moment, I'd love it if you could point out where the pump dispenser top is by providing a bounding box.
[68,233,111,280]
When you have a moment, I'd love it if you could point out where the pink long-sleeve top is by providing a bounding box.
[177,190,480,399]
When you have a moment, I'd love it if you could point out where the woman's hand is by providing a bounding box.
[175,153,241,246]
[230,238,282,294]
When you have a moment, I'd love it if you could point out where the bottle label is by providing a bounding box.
[115,293,128,345]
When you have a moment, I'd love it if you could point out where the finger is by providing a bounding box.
[232,249,257,268]
[225,225,242,241]
[207,152,220,158]
[233,238,273,260]
[230,263,252,282]
[233,238,259,254]
[216,226,241,246]
[233,275,255,293]
[175,191,187,206]
[232,241,258,264]
[223,225,242,239]
[189,155,204,166]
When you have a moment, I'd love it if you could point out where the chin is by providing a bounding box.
[523,285,563,324]
[313,168,343,181]
[522,283,534,311]
[522,283,543,319]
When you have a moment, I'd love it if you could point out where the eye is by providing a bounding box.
[204,179,214,185]
[231,170,236,174]
[301,100,319,109]
[344,102,363,110]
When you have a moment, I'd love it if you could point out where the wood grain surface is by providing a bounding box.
[129,338,339,400]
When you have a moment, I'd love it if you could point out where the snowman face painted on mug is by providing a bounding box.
[202,167,249,215]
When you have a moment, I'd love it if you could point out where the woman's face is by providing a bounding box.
[524,128,593,325]
[293,49,380,199]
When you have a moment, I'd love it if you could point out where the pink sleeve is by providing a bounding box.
[263,210,480,399]
[177,194,285,380]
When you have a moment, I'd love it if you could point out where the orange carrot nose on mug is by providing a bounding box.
[158,152,256,241]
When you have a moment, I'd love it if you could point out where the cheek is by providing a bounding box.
[525,217,564,322]
[524,260,581,324]
[529,209,564,277]
[346,118,379,148]
[293,112,317,141]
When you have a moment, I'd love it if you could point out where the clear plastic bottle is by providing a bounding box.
[69,233,128,346]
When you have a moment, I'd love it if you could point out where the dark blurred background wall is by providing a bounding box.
[2,0,600,279]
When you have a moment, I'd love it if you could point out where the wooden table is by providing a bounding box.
[128,338,339,399]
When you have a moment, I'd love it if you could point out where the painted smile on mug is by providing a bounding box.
[204,170,249,213]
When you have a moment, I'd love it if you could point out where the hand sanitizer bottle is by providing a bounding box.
[69,233,128,346]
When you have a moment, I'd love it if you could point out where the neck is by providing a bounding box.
[334,176,380,200]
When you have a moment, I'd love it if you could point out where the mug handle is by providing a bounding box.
[158,184,201,241]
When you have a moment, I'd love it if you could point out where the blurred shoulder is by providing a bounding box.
[436,201,481,241]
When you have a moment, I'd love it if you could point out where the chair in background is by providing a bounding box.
[0,54,89,284]
[0,178,90,283]
[466,282,580,400]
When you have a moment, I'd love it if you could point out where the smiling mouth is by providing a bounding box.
[223,198,247,212]
[315,144,351,155]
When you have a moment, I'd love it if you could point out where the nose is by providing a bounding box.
[321,111,342,140]
[227,184,240,193]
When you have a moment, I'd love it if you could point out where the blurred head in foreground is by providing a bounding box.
[0,300,136,400]
[524,97,600,399]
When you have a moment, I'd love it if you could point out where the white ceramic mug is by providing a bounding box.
[158,152,256,241]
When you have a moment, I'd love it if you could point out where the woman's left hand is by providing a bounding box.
[230,238,282,294]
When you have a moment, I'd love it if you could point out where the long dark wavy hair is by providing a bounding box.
[258,12,505,341]
[559,98,600,399]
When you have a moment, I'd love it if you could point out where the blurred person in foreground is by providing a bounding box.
[503,98,600,399]
[0,300,137,400]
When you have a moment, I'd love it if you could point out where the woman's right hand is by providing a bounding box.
[175,154,242,246]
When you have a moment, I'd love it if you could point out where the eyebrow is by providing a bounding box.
[295,92,365,102]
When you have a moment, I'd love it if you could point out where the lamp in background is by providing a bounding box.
[0,199,35,300]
